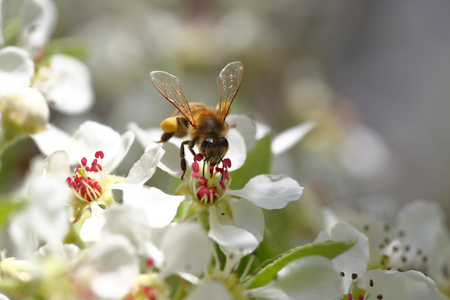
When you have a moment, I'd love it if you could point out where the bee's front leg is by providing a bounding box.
[180,138,198,180]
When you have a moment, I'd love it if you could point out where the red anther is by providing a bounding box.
[348,293,353,300]
[142,286,156,300]
[194,153,204,162]
[66,177,72,186]
[215,167,223,174]
[192,161,200,173]
[146,257,155,267]
[219,180,226,190]
[222,158,231,168]
[81,157,87,166]
[95,151,104,159]
[359,295,364,300]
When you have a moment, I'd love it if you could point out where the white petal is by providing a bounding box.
[229,174,303,209]
[128,123,162,149]
[214,199,264,256]
[36,242,80,262]
[315,223,369,291]
[248,256,342,300]
[120,185,184,228]
[101,205,151,255]
[26,176,69,241]
[395,200,445,248]
[358,269,444,300]
[43,150,70,178]
[121,144,164,185]
[208,205,260,254]
[15,0,57,49]
[271,121,315,155]
[0,46,34,95]
[185,281,232,300]
[80,203,106,243]
[157,141,185,177]
[254,121,272,140]
[87,235,139,299]
[33,54,93,114]
[226,114,257,151]
[160,223,211,278]
[32,123,78,161]
[73,121,135,172]
[225,127,247,171]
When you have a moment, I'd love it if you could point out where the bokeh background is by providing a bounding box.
[3,0,450,234]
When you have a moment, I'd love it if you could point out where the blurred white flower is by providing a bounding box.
[0,0,57,51]
[77,235,139,299]
[6,175,69,258]
[323,201,450,298]
[0,0,94,114]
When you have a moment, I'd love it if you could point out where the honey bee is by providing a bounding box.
[150,61,244,180]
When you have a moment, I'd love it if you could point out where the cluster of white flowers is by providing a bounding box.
[0,1,449,300]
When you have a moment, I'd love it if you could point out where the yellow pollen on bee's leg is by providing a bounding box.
[160,117,178,133]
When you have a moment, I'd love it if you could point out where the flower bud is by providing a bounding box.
[0,86,50,137]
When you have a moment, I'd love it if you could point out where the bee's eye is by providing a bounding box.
[201,138,214,153]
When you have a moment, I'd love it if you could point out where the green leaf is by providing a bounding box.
[0,196,26,231]
[230,134,273,190]
[245,239,355,289]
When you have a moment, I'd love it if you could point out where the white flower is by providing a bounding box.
[35,123,184,241]
[175,154,303,256]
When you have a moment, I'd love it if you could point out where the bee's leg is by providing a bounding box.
[158,132,174,143]
[180,140,190,180]
[188,137,198,156]
[180,138,199,180]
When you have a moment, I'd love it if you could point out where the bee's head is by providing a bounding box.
[200,137,229,165]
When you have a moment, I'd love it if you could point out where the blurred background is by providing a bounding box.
[3,0,450,238]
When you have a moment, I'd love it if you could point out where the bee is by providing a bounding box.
[150,61,244,180]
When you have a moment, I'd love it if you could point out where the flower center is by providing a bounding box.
[190,154,231,204]
[66,151,105,203]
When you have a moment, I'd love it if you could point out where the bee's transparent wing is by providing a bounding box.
[217,61,244,120]
[150,70,195,125]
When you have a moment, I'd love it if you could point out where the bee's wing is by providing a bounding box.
[217,61,244,120]
[150,70,196,126]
